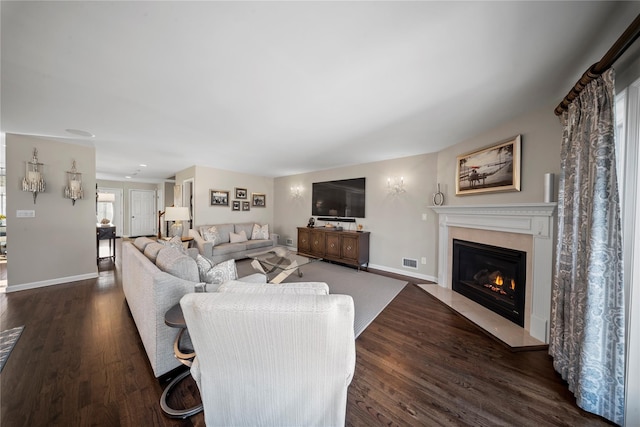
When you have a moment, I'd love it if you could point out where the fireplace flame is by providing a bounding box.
[494,275,503,286]
[511,279,516,290]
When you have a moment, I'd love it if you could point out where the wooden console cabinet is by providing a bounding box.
[297,227,370,270]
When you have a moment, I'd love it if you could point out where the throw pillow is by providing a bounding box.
[201,226,220,245]
[229,230,248,243]
[195,255,238,285]
[251,223,269,240]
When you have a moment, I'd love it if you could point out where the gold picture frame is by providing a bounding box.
[251,193,266,207]
[456,135,521,196]
[210,190,229,206]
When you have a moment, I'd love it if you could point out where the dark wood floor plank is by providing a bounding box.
[0,243,614,426]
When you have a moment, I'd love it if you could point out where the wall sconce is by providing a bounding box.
[64,160,83,205]
[164,206,190,238]
[387,176,405,195]
[22,148,46,204]
[290,185,303,199]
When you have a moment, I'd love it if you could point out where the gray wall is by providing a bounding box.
[175,165,274,229]
[274,153,439,280]
[6,134,97,290]
[274,103,563,280]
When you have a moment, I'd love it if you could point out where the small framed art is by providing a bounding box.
[210,190,229,206]
[235,187,247,199]
[242,201,250,211]
[252,193,266,207]
[232,200,241,211]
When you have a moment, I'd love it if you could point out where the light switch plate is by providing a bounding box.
[16,210,35,218]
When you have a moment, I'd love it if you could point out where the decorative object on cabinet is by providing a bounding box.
[165,206,190,238]
[252,193,266,207]
[456,135,521,196]
[232,200,241,211]
[387,176,405,195]
[433,183,445,206]
[235,187,247,199]
[210,190,229,206]
[64,160,83,205]
[22,148,46,204]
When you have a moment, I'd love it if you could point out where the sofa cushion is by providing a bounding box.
[156,247,200,283]
[196,255,238,284]
[218,280,329,295]
[214,224,234,244]
[251,223,269,240]
[212,242,247,256]
[245,239,273,251]
[229,230,248,243]
[133,236,156,252]
[234,223,255,240]
[143,242,166,263]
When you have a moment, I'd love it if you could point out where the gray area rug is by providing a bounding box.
[237,259,407,337]
[0,326,24,373]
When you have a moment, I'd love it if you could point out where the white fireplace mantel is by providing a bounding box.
[431,203,557,343]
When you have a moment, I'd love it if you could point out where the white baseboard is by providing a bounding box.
[367,263,437,283]
[286,247,437,283]
[1,272,99,293]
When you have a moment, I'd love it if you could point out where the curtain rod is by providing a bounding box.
[554,13,640,116]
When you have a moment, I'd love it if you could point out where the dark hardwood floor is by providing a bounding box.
[0,241,613,426]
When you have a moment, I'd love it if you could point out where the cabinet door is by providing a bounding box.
[298,228,310,253]
[310,230,325,256]
[341,235,359,262]
[326,233,341,258]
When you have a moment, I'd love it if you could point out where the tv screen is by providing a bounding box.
[312,178,365,218]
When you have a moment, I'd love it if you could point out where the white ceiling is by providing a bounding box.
[1,1,637,182]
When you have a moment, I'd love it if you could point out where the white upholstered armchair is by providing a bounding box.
[180,282,356,426]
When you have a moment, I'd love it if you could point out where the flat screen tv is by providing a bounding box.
[312,178,365,218]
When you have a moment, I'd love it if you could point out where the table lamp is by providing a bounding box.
[164,207,190,238]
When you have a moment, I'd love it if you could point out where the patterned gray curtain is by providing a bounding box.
[550,68,625,425]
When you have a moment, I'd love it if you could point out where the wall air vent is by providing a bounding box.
[402,257,418,269]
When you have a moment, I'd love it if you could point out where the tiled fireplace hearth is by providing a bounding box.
[429,203,556,346]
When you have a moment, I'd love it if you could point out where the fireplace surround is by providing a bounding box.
[432,203,556,343]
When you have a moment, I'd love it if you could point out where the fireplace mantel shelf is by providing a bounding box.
[432,203,557,216]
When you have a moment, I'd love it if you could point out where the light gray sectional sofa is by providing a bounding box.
[189,223,278,264]
[122,236,265,377]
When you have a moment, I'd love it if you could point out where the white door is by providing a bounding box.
[130,189,156,237]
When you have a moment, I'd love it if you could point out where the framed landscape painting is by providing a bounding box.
[456,135,521,196]
[210,190,229,206]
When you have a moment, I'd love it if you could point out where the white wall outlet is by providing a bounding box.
[421,257,427,265]
[422,213,427,221]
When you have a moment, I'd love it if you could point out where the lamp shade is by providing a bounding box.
[164,207,190,221]
[97,192,116,202]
